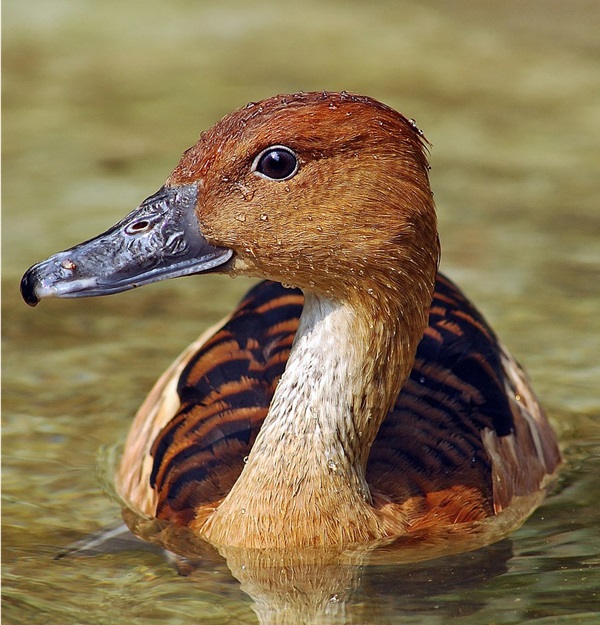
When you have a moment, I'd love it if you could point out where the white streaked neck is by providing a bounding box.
[200,289,416,546]
[249,291,376,501]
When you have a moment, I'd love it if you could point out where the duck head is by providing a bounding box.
[21,91,439,307]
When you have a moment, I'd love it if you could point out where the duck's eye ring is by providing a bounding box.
[252,146,298,181]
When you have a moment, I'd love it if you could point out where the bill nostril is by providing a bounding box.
[125,220,151,235]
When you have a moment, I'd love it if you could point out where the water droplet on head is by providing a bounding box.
[316,225,323,232]
[235,213,246,222]
[260,213,268,221]
[243,455,249,464]
[327,459,339,472]
[235,183,255,201]
[408,118,425,136]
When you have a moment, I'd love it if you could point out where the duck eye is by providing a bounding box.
[253,146,298,181]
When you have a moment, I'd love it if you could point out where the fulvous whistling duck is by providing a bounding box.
[21,91,560,550]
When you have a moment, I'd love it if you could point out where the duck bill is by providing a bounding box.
[20,184,233,307]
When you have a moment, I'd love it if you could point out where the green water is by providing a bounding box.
[3,1,599,623]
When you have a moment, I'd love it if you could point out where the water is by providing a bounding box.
[3,0,599,623]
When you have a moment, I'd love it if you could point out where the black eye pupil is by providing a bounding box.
[256,147,297,180]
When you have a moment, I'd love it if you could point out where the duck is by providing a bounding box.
[21,91,561,550]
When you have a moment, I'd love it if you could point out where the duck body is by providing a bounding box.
[118,276,559,547]
[21,91,560,549]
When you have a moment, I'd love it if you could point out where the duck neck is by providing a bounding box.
[258,290,417,492]
[201,283,432,547]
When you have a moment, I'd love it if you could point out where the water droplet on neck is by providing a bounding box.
[235,213,246,222]
[260,213,268,221]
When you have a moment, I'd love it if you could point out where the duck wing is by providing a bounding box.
[368,274,560,526]
[116,282,302,523]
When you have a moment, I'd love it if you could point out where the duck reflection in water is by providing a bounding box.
[60,515,517,624]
